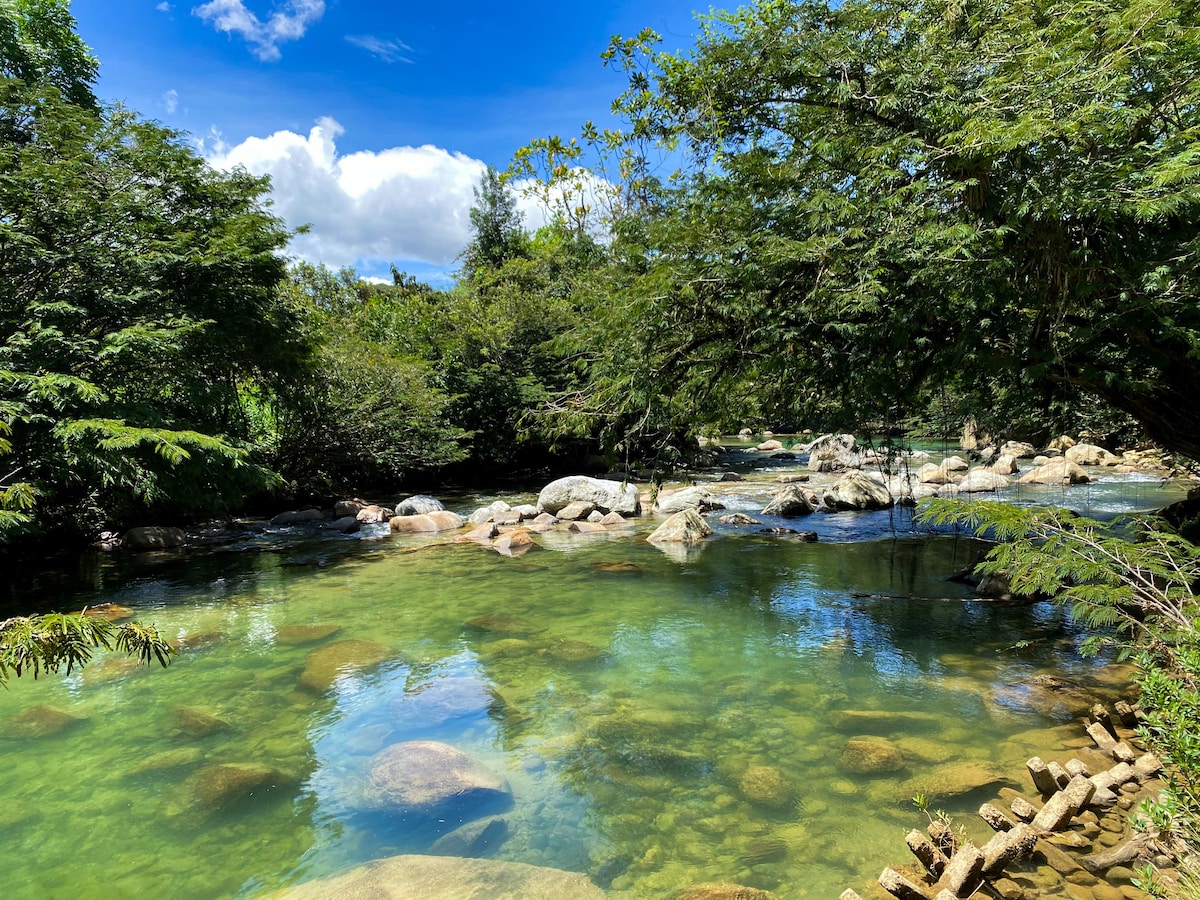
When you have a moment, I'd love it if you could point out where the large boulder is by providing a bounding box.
[355,505,392,524]
[1001,440,1037,458]
[822,471,893,510]
[946,468,1010,493]
[333,498,369,518]
[361,740,512,817]
[389,510,463,533]
[537,476,640,516]
[916,462,955,485]
[395,495,445,516]
[656,486,725,514]
[648,508,714,544]
[268,854,606,899]
[269,509,324,526]
[1065,443,1121,467]
[468,500,511,525]
[123,526,186,550]
[755,439,784,451]
[989,453,1020,475]
[1019,458,1091,485]
[761,484,815,517]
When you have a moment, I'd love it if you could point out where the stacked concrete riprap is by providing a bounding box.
[841,700,1172,900]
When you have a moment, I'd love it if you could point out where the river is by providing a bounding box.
[0,448,1186,897]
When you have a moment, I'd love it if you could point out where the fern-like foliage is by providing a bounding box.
[0,612,174,684]
[919,499,1200,660]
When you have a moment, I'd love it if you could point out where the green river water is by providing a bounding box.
[0,464,1186,898]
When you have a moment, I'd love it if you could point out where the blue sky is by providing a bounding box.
[70,1,708,282]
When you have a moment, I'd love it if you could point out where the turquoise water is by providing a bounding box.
[0,471,1184,898]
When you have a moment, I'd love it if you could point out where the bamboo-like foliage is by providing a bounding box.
[0,612,173,684]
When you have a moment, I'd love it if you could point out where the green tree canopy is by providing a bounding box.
[461,165,527,278]
[0,0,97,108]
[0,79,305,537]
[527,0,1200,455]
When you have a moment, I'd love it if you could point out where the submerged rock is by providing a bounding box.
[839,737,906,775]
[268,854,606,899]
[275,623,342,645]
[361,740,512,817]
[880,761,1014,806]
[389,676,505,731]
[128,747,205,776]
[172,706,231,738]
[299,639,392,692]
[541,639,606,665]
[165,763,296,819]
[673,884,780,900]
[737,764,794,809]
[428,815,509,857]
[465,613,539,635]
[2,705,86,739]
[78,602,135,621]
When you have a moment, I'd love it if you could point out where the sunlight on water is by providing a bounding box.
[0,472,1182,898]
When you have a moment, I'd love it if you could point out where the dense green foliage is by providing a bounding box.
[0,0,97,109]
[515,0,1200,457]
[0,78,304,536]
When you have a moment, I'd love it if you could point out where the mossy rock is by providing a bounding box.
[839,737,906,775]
[299,638,393,692]
[672,884,780,900]
[172,706,231,738]
[736,764,794,809]
[3,705,87,739]
[276,624,342,645]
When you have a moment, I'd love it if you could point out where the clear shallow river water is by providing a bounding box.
[0,464,1187,898]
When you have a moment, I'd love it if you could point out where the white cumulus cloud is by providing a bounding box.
[193,0,324,61]
[163,89,179,113]
[204,118,494,269]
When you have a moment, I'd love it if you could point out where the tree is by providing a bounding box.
[268,264,469,495]
[0,79,306,538]
[461,165,527,278]
[524,0,1200,455]
[0,0,97,108]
